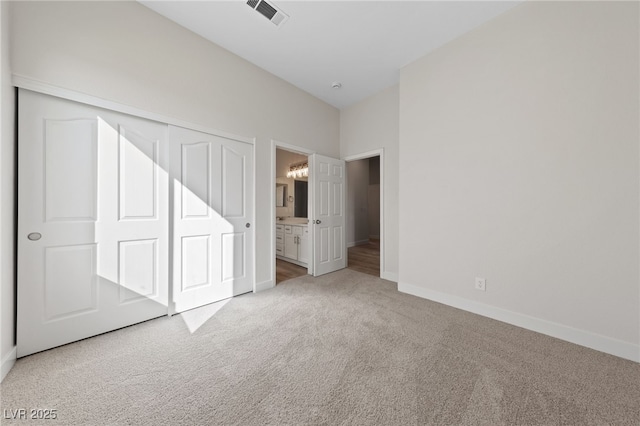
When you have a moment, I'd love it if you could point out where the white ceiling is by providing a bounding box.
[140,1,522,109]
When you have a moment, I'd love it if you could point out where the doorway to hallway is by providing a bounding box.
[345,154,382,278]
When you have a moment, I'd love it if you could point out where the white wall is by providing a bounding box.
[399,1,640,361]
[10,1,340,294]
[0,0,16,380]
[341,85,399,281]
[346,159,369,246]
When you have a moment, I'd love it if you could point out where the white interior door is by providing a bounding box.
[17,90,169,357]
[170,126,254,314]
[311,154,346,276]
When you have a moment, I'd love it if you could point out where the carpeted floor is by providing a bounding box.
[1,269,639,425]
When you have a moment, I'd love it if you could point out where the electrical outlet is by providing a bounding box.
[475,277,486,291]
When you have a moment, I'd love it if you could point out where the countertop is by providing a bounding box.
[276,218,309,226]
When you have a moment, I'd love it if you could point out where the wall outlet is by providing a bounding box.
[475,277,486,291]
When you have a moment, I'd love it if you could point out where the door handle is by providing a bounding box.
[246,223,251,228]
[315,220,322,225]
[27,232,42,241]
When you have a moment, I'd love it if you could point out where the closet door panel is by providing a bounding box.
[17,89,169,357]
[170,126,254,314]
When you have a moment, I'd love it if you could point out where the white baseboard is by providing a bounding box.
[398,282,640,363]
[382,271,398,282]
[255,279,275,292]
[1,347,17,383]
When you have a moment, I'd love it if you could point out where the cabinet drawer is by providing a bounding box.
[276,235,284,243]
[293,226,302,235]
[275,245,284,255]
[284,225,293,233]
[276,224,284,231]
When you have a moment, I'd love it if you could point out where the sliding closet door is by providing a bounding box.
[17,90,169,357]
[170,126,254,314]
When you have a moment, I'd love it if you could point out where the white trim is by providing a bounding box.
[251,138,257,293]
[13,74,254,146]
[343,149,384,162]
[343,149,385,280]
[398,281,640,363]
[347,239,370,248]
[309,155,317,276]
[382,271,398,282]
[274,140,315,157]
[1,347,17,382]
[255,279,275,292]
[271,140,316,286]
[271,141,277,291]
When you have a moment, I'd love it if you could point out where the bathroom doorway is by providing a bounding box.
[274,147,310,284]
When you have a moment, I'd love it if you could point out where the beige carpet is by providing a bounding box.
[1,269,639,425]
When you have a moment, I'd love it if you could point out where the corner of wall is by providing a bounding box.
[398,1,639,364]
[339,85,400,280]
[1,347,16,382]
[383,271,398,283]
[0,0,17,381]
[255,279,275,293]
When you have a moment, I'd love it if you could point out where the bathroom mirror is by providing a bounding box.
[275,183,287,207]
[294,180,308,217]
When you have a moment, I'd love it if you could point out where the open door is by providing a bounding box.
[311,154,346,276]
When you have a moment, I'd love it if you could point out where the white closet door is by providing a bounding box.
[17,90,169,357]
[170,126,254,314]
[311,154,346,276]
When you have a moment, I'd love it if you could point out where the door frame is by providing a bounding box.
[270,140,315,287]
[343,149,385,279]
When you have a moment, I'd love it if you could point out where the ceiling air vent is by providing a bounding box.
[247,0,289,27]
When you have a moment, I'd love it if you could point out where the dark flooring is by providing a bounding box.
[276,238,380,284]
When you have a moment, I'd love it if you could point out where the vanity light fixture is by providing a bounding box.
[286,161,308,178]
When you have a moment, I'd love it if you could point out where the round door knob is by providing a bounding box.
[246,223,250,228]
[315,220,322,225]
[27,232,42,241]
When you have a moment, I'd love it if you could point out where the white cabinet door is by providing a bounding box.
[275,226,284,256]
[311,154,346,276]
[17,90,169,357]
[298,227,309,265]
[170,126,254,314]
[284,233,298,260]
